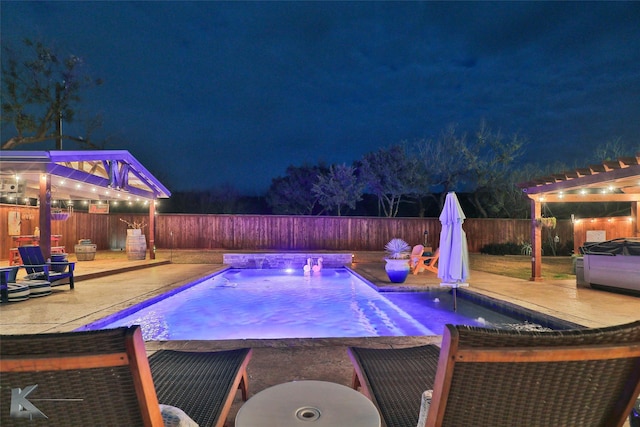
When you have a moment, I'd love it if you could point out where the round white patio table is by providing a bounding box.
[235,380,381,427]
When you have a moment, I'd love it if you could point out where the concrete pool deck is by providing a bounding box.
[1,251,638,426]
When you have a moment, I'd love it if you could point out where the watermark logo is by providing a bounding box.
[10,384,48,420]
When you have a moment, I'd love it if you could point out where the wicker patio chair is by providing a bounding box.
[149,348,252,427]
[349,321,640,427]
[0,326,252,427]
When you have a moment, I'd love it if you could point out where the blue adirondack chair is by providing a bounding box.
[17,246,75,289]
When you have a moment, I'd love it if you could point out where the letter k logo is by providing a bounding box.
[10,384,48,419]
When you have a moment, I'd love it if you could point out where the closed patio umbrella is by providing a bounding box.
[438,192,469,310]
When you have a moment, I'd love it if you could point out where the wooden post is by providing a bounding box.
[530,198,542,281]
[39,174,52,259]
[631,201,639,238]
[149,200,155,260]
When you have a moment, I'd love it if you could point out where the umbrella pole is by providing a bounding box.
[453,286,457,311]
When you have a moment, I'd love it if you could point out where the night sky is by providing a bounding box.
[2,1,639,194]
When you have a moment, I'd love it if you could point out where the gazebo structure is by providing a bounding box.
[518,154,639,281]
[0,150,170,259]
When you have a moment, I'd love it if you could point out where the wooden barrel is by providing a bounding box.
[126,231,147,260]
[75,244,97,261]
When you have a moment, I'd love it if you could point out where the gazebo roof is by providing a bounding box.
[518,154,640,203]
[0,150,171,201]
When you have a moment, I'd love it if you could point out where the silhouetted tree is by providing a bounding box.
[359,144,415,217]
[414,125,469,211]
[266,164,328,215]
[2,38,102,149]
[589,137,639,163]
[312,163,364,216]
[465,121,526,217]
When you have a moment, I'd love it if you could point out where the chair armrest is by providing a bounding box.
[53,261,75,272]
[46,262,75,275]
[20,264,50,280]
[416,390,433,427]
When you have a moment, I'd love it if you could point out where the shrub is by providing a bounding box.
[479,242,522,255]
[543,240,573,256]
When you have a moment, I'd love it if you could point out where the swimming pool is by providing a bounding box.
[79,268,579,340]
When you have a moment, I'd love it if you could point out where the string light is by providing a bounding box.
[578,217,634,223]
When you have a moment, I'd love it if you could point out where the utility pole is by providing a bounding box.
[55,83,63,149]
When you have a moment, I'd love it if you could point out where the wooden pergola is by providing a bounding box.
[518,154,640,281]
[0,150,171,259]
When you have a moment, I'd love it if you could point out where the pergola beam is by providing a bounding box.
[537,194,640,203]
[522,164,640,195]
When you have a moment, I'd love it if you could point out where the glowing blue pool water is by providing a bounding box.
[88,269,437,340]
[82,268,574,340]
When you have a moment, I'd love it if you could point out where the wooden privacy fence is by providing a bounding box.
[2,205,578,257]
[573,217,634,251]
[154,214,573,252]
